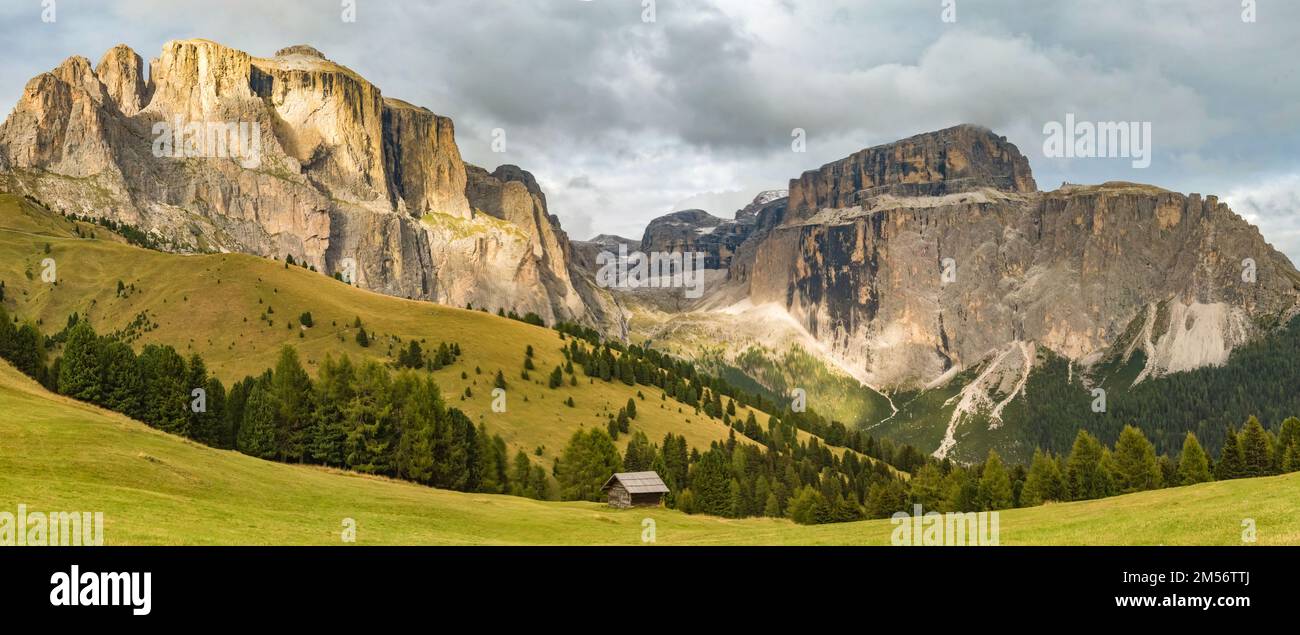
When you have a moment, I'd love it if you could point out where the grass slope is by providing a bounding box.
[0,194,855,477]
[2,360,1296,545]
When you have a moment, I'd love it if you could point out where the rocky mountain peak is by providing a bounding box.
[95,44,149,116]
[274,45,329,60]
[0,39,623,336]
[788,123,1036,215]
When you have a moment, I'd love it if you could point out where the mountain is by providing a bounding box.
[625,124,1300,461]
[0,40,622,336]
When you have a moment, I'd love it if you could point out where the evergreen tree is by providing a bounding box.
[548,365,563,389]
[1239,416,1275,477]
[238,382,279,459]
[865,479,908,519]
[977,450,1014,510]
[1021,449,1063,506]
[510,451,533,497]
[1177,432,1213,485]
[1066,430,1109,501]
[343,361,396,475]
[138,345,190,436]
[556,428,622,501]
[271,346,313,462]
[763,491,781,517]
[1112,425,1162,493]
[688,449,733,516]
[58,321,104,403]
[1215,428,1246,480]
[1277,417,1300,473]
[398,340,424,369]
[309,355,355,466]
[622,431,654,472]
[99,340,143,419]
[194,376,228,446]
[908,463,947,511]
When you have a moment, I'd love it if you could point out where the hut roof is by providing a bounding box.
[602,471,669,494]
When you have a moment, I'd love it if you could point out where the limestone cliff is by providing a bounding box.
[637,125,1300,394]
[0,39,621,335]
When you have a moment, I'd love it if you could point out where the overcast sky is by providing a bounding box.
[2,0,1298,260]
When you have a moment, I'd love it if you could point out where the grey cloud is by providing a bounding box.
[1,0,1298,260]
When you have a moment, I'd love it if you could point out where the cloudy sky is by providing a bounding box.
[2,0,1298,260]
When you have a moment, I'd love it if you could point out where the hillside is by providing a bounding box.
[1,358,1295,545]
[0,193,860,478]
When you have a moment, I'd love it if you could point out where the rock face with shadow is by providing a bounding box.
[0,39,622,335]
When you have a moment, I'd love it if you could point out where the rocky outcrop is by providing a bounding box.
[0,39,622,335]
[638,209,754,270]
[383,99,470,218]
[725,130,1300,389]
[787,124,1036,217]
[570,233,639,273]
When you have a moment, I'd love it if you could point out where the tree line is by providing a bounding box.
[0,308,540,498]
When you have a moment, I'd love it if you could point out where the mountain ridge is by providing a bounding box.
[0,39,624,337]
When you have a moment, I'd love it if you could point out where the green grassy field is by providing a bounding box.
[3,193,1296,546]
[2,359,1296,545]
[0,194,859,477]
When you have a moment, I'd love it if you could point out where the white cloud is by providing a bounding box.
[1225,175,1300,264]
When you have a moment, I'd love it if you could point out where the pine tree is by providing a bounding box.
[309,354,355,466]
[977,450,1014,511]
[908,463,947,511]
[689,449,733,516]
[343,361,396,475]
[494,370,507,390]
[763,491,781,517]
[58,321,104,403]
[100,340,143,419]
[1113,425,1162,493]
[138,344,190,435]
[548,366,563,389]
[271,346,313,462]
[398,340,423,369]
[1066,430,1108,501]
[1284,444,1300,473]
[238,382,279,459]
[1177,432,1213,485]
[1239,416,1274,477]
[626,397,637,420]
[1215,428,1246,480]
[1276,417,1300,474]
[1021,449,1062,507]
[556,428,622,501]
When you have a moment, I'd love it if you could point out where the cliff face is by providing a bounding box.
[787,124,1036,216]
[723,126,1300,389]
[638,209,755,270]
[0,40,621,335]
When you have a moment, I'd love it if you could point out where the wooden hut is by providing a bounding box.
[602,471,669,509]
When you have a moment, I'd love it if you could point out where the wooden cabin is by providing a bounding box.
[602,471,669,509]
